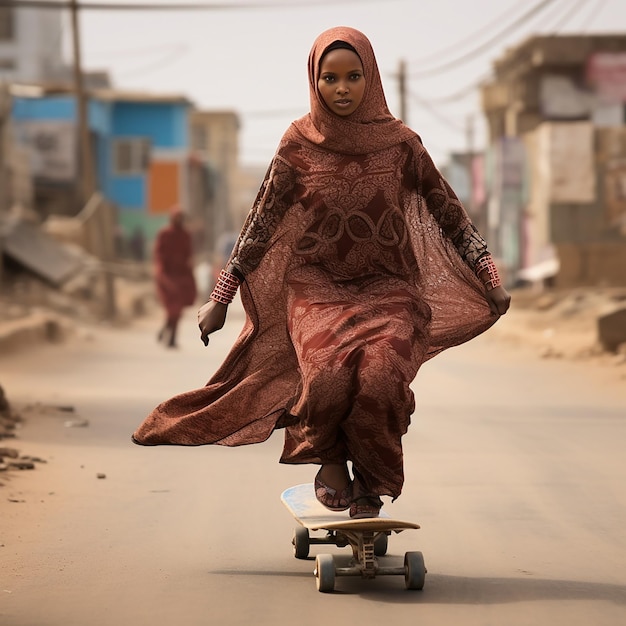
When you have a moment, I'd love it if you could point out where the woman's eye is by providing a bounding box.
[350,73,362,81]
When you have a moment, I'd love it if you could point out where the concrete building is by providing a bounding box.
[443,151,488,239]
[10,86,196,246]
[0,4,65,83]
[482,34,626,287]
[189,110,240,263]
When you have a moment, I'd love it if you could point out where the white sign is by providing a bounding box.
[13,121,76,181]
[540,75,593,118]
[540,122,595,204]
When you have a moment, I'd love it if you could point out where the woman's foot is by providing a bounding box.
[349,495,383,519]
[314,465,353,512]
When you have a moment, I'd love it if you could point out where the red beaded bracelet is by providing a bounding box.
[475,255,502,291]
[210,269,241,304]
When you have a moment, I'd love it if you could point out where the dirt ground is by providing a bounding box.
[1,283,625,453]
[1,281,625,384]
[484,287,626,383]
[1,286,625,626]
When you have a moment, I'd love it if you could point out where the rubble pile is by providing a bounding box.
[0,262,155,327]
[0,385,44,483]
[0,384,20,441]
[494,287,626,372]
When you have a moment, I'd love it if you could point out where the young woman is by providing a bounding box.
[133,27,511,518]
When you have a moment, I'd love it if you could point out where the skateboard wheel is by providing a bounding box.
[293,526,310,559]
[315,554,335,592]
[404,551,426,590]
[374,532,389,556]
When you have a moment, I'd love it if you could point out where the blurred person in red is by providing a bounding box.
[154,206,197,349]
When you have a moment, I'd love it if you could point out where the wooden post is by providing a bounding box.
[69,2,116,319]
[398,59,407,124]
[466,114,476,217]
[69,0,95,206]
[0,83,10,292]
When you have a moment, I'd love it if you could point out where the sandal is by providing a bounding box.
[314,471,353,512]
[349,495,383,519]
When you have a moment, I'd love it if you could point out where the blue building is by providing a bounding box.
[11,87,193,242]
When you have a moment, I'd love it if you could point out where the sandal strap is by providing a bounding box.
[314,473,353,512]
[351,495,383,507]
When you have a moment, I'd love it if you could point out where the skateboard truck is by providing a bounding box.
[283,484,425,593]
[301,526,426,592]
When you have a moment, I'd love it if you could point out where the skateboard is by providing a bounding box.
[281,483,426,592]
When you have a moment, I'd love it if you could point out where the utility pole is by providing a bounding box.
[398,59,407,125]
[69,0,95,207]
[0,83,9,292]
[69,0,115,319]
[0,83,8,217]
[466,114,476,217]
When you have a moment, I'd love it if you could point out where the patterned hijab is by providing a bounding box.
[291,26,417,154]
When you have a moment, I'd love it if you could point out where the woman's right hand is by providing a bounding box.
[198,300,228,346]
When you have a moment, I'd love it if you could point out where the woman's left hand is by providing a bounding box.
[197,299,228,346]
[485,285,511,316]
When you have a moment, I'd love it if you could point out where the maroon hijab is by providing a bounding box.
[291,26,416,154]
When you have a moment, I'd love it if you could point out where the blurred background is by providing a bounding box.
[0,0,625,326]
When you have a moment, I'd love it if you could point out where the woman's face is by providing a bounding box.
[317,48,365,117]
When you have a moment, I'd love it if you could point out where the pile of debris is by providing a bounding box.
[0,385,43,479]
[1,211,154,324]
[493,287,626,370]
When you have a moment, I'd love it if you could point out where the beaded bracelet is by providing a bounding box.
[474,255,502,291]
[210,269,241,304]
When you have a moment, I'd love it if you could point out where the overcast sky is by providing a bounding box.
[66,0,626,167]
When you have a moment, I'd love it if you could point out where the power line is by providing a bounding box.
[408,90,465,133]
[0,0,392,10]
[414,0,600,105]
[88,42,188,59]
[409,0,563,78]
[243,108,305,119]
[116,44,189,77]
[549,0,594,33]
[401,2,604,156]
[580,0,611,33]
[424,75,490,106]
[409,1,540,67]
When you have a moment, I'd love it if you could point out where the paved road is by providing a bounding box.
[1,303,625,625]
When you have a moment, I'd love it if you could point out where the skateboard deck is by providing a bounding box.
[281,483,425,592]
[281,483,420,532]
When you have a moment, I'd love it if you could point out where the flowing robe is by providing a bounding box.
[134,131,497,497]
